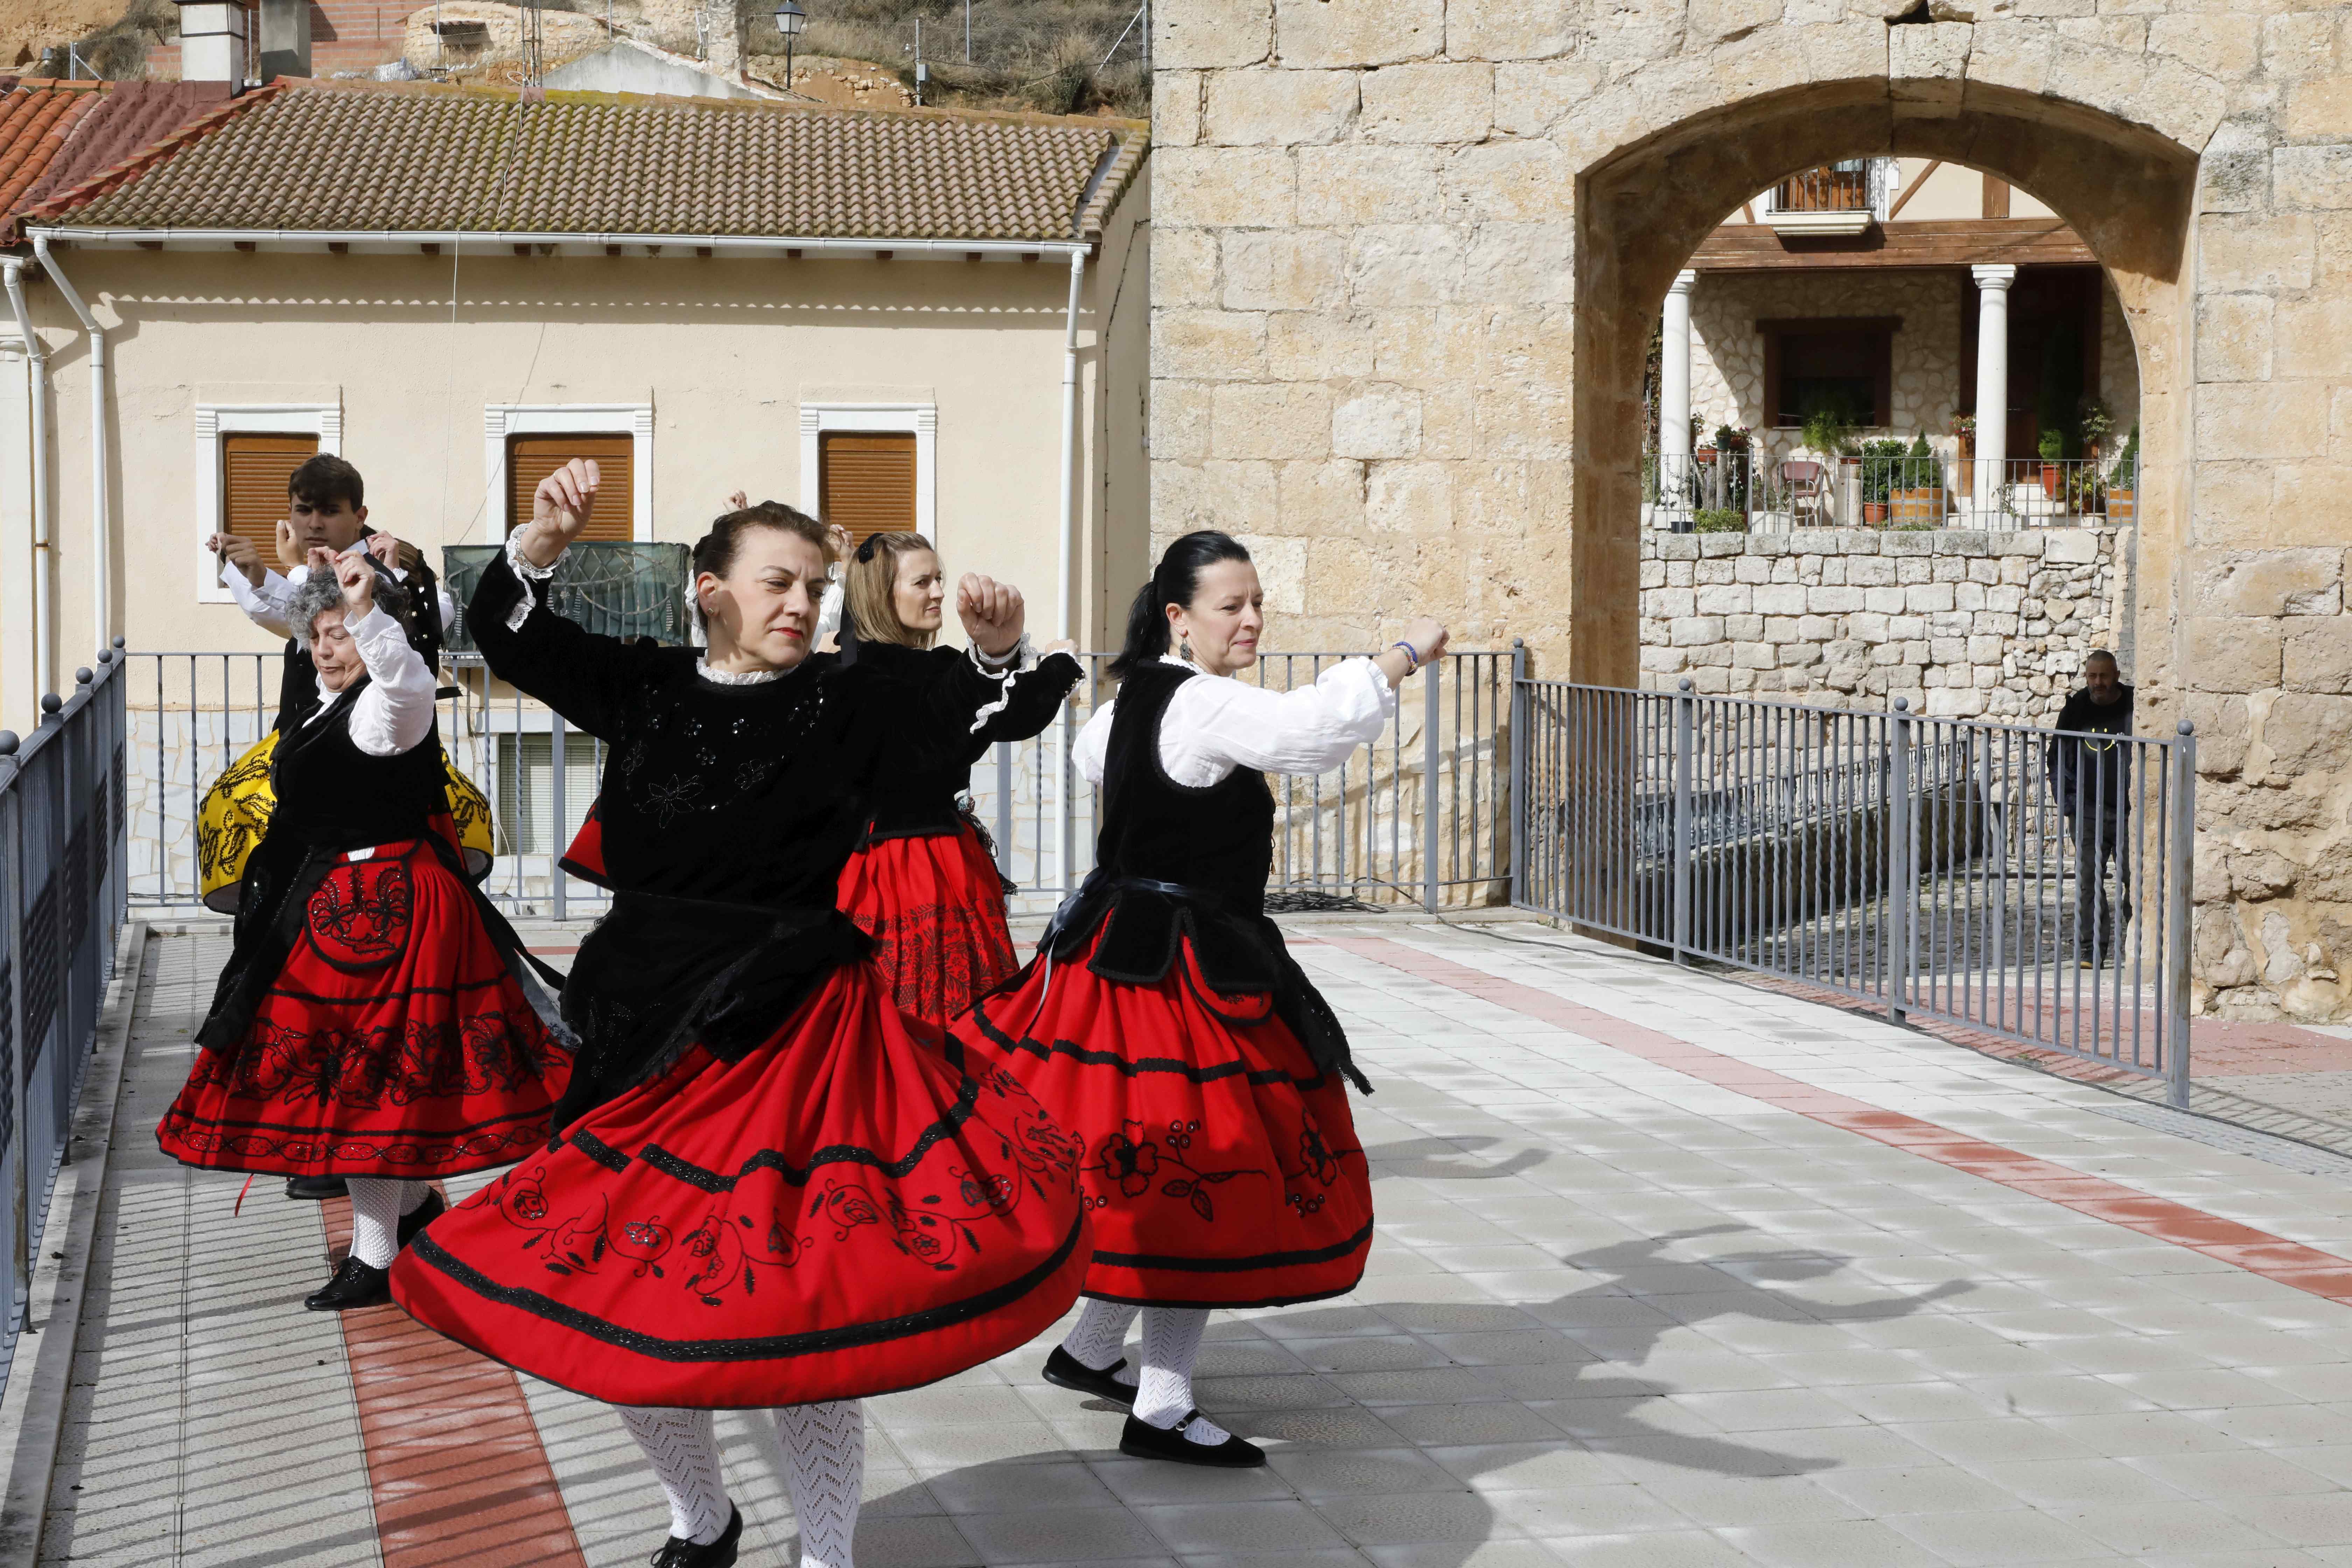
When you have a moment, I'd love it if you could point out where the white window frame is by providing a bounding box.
[799,403,937,540]
[483,402,655,542]
[192,402,342,604]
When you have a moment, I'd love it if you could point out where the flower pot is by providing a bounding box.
[1863,502,1889,526]
[1890,488,1944,526]
[2040,464,2064,499]
[2107,488,2135,526]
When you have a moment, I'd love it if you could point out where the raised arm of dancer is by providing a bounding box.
[465,459,660,739]
[1167,617,1450,781]
[324,549,438,758]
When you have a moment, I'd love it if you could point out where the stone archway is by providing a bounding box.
[1149,4,2352,1017]
[1572,75,2198,690]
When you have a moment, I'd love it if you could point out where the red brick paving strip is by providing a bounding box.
[320,1194,590,1567]
[1325,936,2352,1305]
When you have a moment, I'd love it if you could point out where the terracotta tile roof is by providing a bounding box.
[30,78,1147,244]
[0,78,232,246]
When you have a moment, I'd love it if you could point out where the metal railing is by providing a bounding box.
[442,542,694,655]
[0,643,132,1401]
[124,650,1516,919]
[1513,678,2194,1101]
[1765,160,1889,216]
[1645,451,2140,532]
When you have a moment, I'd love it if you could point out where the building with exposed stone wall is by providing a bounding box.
[1147,0,2352,1020]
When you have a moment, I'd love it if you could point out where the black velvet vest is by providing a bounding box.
[1038,660,1365,1092]
[268,679,445,855]
[273,546,445,730]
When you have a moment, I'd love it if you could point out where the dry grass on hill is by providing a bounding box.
[742,0,1148,117]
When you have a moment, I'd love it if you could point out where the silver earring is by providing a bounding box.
[1179,637,1191,662]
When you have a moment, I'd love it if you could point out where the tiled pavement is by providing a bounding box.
[37,918,2352,1566]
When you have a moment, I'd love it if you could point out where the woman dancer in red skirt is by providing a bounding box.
[950,530,1447,1468]
[833,531,1080,1024]
[159,550,570,1312]
[391,465,1088,1568]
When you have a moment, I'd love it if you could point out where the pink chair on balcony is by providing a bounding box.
[1780,460,1829,526]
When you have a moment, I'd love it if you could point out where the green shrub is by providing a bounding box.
[1858,438,1909,505]
[2037,429,2067,462]
[1694,508,1748,533]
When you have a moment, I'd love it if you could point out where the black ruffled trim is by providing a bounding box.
[1090,1214,1373,1273]
[402,1209,1086,1365]
[623,1075,982,1193]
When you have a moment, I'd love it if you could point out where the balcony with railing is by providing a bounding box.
[1759,159,1891,237]
[1642,446,2140,532]
[441,541,693,657]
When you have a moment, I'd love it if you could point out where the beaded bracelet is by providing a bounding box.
[1391,639,1422,675]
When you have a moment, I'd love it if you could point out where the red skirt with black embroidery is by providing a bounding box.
[388,960,1092,1409]
[947,928,1372,1309]
[156,839,569,1178]
[836,822,1020,1028]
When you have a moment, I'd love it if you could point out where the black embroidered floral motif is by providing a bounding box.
[306,859,414,968]
[644,776,705,826]
[1077,1119,1264,1222]
[189,1008,563,1109]
[456,1064,1078,1309]
[851,899,1019,1024]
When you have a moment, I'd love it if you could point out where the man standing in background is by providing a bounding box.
[2047,650,2135,969]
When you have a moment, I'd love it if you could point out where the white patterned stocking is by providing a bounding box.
[344,1177,424,1269]
[774,1399,864,1568]
[616,1406,732,1546]
[1060,1298,1141,1385]
[1135,1306,1230,1444]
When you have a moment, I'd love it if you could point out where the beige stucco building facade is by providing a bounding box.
[1147,0,2352,1018]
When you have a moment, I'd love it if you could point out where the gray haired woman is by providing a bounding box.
[158,547,573,1313]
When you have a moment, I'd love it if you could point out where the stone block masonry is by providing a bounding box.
[1640,528,2123,722]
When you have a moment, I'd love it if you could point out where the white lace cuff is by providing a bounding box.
[502,530,561,632]
[971,633,1030,674]
[966,641,1076,735]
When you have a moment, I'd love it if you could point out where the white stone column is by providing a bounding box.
[1660,269,1697,466]
[1971,264,2016,517]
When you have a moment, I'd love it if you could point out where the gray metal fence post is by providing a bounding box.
[2166,721,2197,1109]
[0,735,25,1336]
[1507,641,1526,905]
[994,741,1015,882]
[1422,660,1441,913]
[1673,678,1694,964]
[1889,696,1913,1022]
[548,708,568,923]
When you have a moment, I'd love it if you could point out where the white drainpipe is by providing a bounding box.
[33,236,106,654]
[3,259,54,703]
[1057,249,1086,640]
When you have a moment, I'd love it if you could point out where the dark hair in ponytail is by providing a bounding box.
[1107,530,1253,680]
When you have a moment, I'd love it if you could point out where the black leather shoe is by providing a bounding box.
[285,1174,348,1200]
[1119,1409,1265,1468]
[303,1255,391,1312]
[397,1189,447,1250]
[650,1505,741,1567]
[1042,1345,1137,1406]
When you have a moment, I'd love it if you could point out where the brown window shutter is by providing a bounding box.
[221,432,319,551]
[819,431,917,545]
[507,434,634,539]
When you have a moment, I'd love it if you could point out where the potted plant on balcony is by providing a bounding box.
[1858,438,1907,525]
[1712,424,1752,512]
[2037,429,2067,498]
[2076,396,2115,464]
[2106,424,2139,526]
[1891,433,1944,526]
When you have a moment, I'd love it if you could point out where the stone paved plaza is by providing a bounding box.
[24,918,2352,1567]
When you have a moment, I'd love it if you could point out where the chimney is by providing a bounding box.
[257,0,311,80]
[172,0,248,88]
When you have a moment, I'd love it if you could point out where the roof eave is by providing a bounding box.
[23,226,1094,258]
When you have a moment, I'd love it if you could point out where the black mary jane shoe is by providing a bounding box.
[285,1174,348,1201]
[397,1189,447,1250]
[1119,1409,1266,1469]
[1042,1345,1138,1406]
[650,1505,742,1568]
[303,1255,392,1312]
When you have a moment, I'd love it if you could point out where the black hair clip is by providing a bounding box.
[855,533,881,563]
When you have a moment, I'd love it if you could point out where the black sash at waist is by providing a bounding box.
[1039,869,1367,1095]
[552,890,871,1130]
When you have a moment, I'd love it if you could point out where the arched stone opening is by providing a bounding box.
[1570,79,2198,692]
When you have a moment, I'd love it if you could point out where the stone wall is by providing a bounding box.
[1148,0,2352,1020]
[1639,528,2122,721]
[1689,269,1966,448]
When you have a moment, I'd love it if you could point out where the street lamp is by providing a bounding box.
[775,0,806,88]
